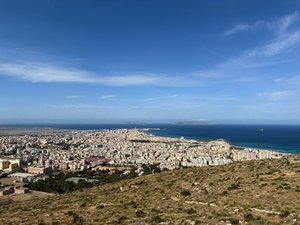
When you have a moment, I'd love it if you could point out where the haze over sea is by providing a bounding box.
[1,124,299,154]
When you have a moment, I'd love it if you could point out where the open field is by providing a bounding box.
[0,177,18,185]
[0,190,55,203]
[0,155,299,225]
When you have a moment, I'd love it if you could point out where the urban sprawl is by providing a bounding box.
[0,129,284,196]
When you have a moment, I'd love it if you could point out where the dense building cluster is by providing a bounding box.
[0,129,284,174]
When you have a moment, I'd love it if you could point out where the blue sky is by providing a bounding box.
[0,0,300,124]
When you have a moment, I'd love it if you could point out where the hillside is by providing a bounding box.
[0,156,300,225]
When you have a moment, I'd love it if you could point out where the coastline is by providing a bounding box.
[143,127,299,154]
[0,127,289,171]
[141,129,291,155]
[0,124,299,154]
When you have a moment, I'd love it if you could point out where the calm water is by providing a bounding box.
[1,124,300,153]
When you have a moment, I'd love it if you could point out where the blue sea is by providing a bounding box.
[1,124,300,154]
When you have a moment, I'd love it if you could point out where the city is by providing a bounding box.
[0,128,284,197]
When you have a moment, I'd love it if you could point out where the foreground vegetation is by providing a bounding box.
[26,164,161,194]
[26,169,137,194]
[0,156,299,225]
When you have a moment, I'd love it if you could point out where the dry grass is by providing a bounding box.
[0,190,55,202]
[0,155,300,225]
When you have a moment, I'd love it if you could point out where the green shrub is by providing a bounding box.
[135,210,145,217]
[65,211,83,225]
[244,212,254,222]
[185,208,197,214]
[222,190,228,195]
[279,210,290,218]
[180,189,191,196]
[96,204,105,209]
[152,215,163,223]
[228,182,240,190]
[130,200,137,208]
[230,218,239,225]
[255,220,266,225]
[118,216,127,222]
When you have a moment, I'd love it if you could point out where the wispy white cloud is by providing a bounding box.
[274,77,285,83]
[276,12,299,33]
[46,104,101,109]
[99,95,116,100]
[224,21,264,37]
[139,94,179,102]
[258,91,293,101]
[291,75,300,82]
[104,74,162,86]
[225,12,300,57]
[189,70,220,78]
[278,75,300,85]
[65,95,85,99]
[0,63,94,83]
[215,12,300,77]
[0,62,166,86]
[248,30,300,57]
[224,12,299,37]
[0,61,200,87]
[265,30,300,56]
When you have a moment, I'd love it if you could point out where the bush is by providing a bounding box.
[135,210,145,218]
[255,220,266,225]
[185,208,196,214]
[96,204,105,209]
[152,215,163,223]
[228,182,240,190]
[230,218,239,225]
[118,216,127,222]
[130,200,137,208]
[222,190,228,195]
[73,214,83,225]
[180,189,191,196]
[65,211,83,224]
[279,210,290,218]
[244,212,254,222]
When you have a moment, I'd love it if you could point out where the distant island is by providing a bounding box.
[175,120,211,125]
